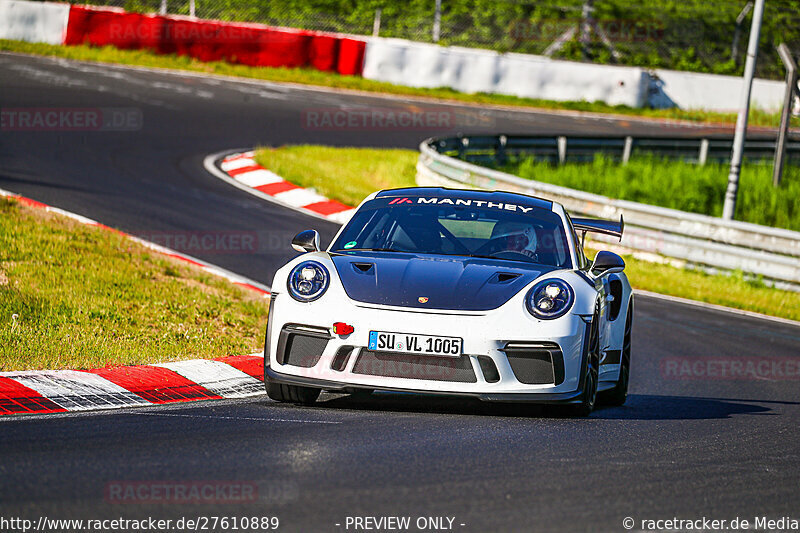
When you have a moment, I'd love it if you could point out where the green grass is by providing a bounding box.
[2,39,797,129]
[255,145,418,207]
[254,145,800,321]
[504,154,800,231]
[0,197,269,371]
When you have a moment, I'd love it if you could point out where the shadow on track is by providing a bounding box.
[0,170,96,194]
[302,392,785,420]
[591,394,787,420]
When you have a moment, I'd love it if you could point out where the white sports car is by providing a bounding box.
[264,187,633,415]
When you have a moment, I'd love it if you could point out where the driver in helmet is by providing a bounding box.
[491,221,538,258]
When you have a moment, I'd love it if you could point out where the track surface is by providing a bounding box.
[1,53,799,532]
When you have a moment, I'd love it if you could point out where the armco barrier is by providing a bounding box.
[434,134,800,166]
[0,0,70,45]
[417,136,800,288]
[362,38,649,108]
[60,4,365,75]
[650,68,788,113]
[336,37,366,76]
[5,1,794,111]
[4,1,795,112]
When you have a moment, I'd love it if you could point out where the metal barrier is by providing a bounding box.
[431,134,800,166]
[417,135,800,289]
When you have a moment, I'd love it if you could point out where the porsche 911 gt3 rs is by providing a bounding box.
[264,187,633,415]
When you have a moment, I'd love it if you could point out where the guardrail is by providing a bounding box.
[432,134,800,166]
[417,135,800,289]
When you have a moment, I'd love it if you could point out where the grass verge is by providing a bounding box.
[2,39,797,129]
[0,197,269,371]
[254,145,800,321]
[255,145,418,207]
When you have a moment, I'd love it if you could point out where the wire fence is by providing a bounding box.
[65,0,800,80]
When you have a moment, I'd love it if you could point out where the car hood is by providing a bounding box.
[331,252,553,311]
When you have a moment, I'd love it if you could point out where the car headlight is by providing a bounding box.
[287,261,329,302]
[526,279,574,319]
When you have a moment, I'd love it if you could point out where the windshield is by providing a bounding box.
[331,196,572,268]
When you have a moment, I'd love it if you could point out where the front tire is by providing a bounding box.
[599,299,633,407]
[571,308,600,417]
[266,380,320,405]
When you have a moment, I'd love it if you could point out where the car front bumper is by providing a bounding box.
[265,366,587,403]
[265,292,591,403]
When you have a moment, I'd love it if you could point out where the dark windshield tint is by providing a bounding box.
[331,197,572,268]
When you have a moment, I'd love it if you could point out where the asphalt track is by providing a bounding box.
[1,52,799,532]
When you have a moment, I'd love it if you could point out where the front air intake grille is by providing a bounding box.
[503,342,564,385]
[276,325,330,368]
[353,350,477,383]
[478,356,500,383]
[331,346,354,371]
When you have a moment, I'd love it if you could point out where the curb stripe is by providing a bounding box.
[327,208,358,224]
[163,253,205,268]
[273,187,326,207]
[222,152,255,164]
[0,377,67,415]
[227,164,264,177]
[5,370,151,411]
[89,366,223,404]
[221,158,259,172]
[0,355,266,417]
[215,354,264,380]
[255,181,300,195]
[16,196,49,209]
[305,199,353,216]
[217,151,355,224]
[238,169,285,188]
[153,360,264,399]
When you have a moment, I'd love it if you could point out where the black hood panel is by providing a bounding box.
[331,252,552,311]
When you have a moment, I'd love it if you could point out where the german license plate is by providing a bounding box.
[368,331,463,357]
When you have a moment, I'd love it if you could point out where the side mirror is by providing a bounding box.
[591,251,625,276]
[291,230,320,253]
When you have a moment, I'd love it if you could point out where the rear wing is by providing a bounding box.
[572,215,624,242]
